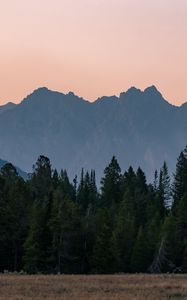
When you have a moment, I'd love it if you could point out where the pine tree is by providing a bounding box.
[0,163,29,271]
[159,162,171,209]
[92,209,116,273]
[153,170,159,191]
[24,156,53,273]
[131,227,149,272]
[150,215,177,273]
[135,168,148,227]
[173,149,187,209]
[52,169,59,189]
[100,156,123,207]
[77,170,98,212]
[112,200,136,272]
[1,150,187,274]
[30,155,52,201]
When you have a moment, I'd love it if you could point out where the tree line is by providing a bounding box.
[0,146,187,274]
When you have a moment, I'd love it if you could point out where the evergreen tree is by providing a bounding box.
[24,156,53,273]
[1,148,187,274]
[112,200,136,272]
[100,156,123,207]
[153,170,159,191]
[173,149,187,209]
[77,170,98,212]
[0,164,28,271]
[24,200,51,273]
[131,227,149,272]
[30,155,52,201]
[49,189,84,274]
[159,162,171,209]
[92,209,116,273]
[135,168,148,227]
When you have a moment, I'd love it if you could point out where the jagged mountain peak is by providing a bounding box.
[144,85,162,97]
[118,85,173,110]
[30,87,51,96]
[120,85,163,100]
[120,87,142,100]
[16,85,172,107]
[126,86,142,95]
[65,91,89,103]
[21,87,54,103]
[0,85,186,182]
[21,87,88,107]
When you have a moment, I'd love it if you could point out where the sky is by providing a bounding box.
[0,0,187,105]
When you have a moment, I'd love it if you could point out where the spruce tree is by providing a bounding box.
[173,149,187,209]
[0,164,28,271]
[159,162,171,209]
[100,156,123,207]
[131,227,149,272]
[113,200,136,272]
[92,209,116,273]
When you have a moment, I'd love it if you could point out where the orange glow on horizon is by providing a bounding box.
[0,0,187,106]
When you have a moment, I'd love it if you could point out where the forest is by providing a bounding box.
[0,146,187,274]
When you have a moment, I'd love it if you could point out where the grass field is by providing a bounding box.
[0,274,187,300]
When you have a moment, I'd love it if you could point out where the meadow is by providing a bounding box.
[0,274,187,300]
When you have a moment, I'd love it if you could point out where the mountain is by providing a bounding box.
[0,86,186,182]
[0,158,28,180]
[0,102,16,114]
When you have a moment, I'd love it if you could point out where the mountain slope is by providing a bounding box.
[0,86,186,181]
[0,102,16,114]
[0,158,28,180]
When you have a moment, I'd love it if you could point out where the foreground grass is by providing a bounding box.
[0,274,187,300]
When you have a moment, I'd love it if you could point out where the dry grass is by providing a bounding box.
[0,274,187,300]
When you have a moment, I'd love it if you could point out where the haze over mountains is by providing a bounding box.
[0,86,186,181]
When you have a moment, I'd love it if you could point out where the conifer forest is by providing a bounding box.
[1,146,187,275]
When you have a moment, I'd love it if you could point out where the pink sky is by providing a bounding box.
[0,0,187,105]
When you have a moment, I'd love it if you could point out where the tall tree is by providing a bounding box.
[30,155,52,201]
[159,162,171,209]
[100,156,123,207]
[24,156,53,273]
[173,148,187,210]
[0,164,29,271]
[131,226,150,272]
[92,209,116,273]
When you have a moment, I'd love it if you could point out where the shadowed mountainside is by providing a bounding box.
[0,158,28,180]
[0,86,186,181]
[0,102,16,114]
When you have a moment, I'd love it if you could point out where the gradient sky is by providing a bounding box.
[0,0,187,105]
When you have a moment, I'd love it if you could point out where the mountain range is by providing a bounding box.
[0,86,186,182]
